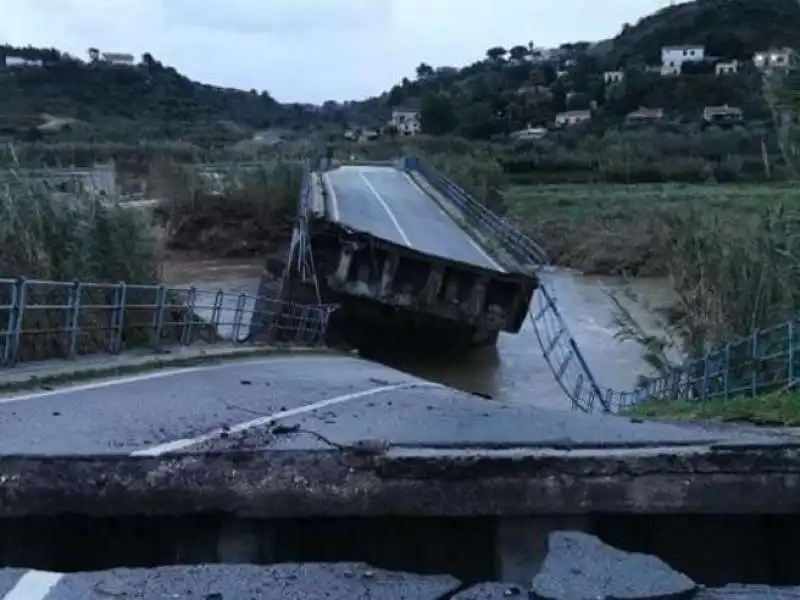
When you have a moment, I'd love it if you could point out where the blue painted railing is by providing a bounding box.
[0,277,334,367]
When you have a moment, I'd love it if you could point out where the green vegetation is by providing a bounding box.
[151,159,301,257]
[0,46,286,145]
[0,171,161,282]
[504,182,800,275]
[624,391,800,427]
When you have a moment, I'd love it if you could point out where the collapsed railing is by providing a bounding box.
[405,155,753,412]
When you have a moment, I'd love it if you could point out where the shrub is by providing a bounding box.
[151,159,301,256]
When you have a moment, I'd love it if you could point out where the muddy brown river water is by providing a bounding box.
[162,256,674,410]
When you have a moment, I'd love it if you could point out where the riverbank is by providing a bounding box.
[506,182,800,276]
[624,390,800,426]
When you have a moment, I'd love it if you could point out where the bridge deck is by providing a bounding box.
[322,165,505,273]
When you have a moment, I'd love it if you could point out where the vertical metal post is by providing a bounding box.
[151,284,168,350]
[9,278,26,366]
[751,329,760,397]
[66,280,82,359]
[110,283,127,354]
[182,287,197,345]
[232,294,246,343]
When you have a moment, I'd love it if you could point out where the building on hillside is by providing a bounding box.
[753,48,793,70]
[554,110,591,127]
[626,107,665,122]
[702,104,743,124]
[101,52,135,66]
[660,45,705,75]
[511,126,547,141]
[3,56,43,68]
[715,60,739,75]
[603,70,624,84]
[390,107,421,136]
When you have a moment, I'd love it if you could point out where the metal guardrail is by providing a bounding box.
[404,156,610,412]
[405,155,800,413]
[609,318,800,412]
[0,277,335,367]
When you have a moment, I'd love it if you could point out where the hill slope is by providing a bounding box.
[0,47,289,142]
[349,0,800,138]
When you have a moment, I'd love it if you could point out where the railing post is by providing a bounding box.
[788,320,795,386]
[110,283,127,354]
[4,278,24,366]
[210,290,224,335]
[182,287,197,345]
[232,293,246,343]
[750,329,760,397]
[66,280,82,359]
[9,277,27,366]
[151,284,168,350]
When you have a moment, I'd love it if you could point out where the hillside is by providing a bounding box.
[0,46,292,144]
[348,0,799,139]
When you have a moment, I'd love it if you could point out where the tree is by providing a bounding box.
[420,92,457,135]
[486,46,507,62]
[415,63,434,79]
[509,45,529,62]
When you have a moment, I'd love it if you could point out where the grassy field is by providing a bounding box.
[623,391,800,427]
[504,182,800,276]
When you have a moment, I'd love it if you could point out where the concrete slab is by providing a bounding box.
[1,564,461,600]
[1,353,800,516]
[530,531,696,600]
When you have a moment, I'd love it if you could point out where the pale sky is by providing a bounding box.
[2,0,677,103]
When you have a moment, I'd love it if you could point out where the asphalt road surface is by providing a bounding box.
[0,564,465,600]
[322,165,503,272]
[0,354,783,458]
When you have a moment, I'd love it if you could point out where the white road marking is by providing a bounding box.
[322,172,340,222]
[357,173,412,247]
[0,355,351,404]
[2,570,63,600]
[132,381,440,456]
[403,173,505,272]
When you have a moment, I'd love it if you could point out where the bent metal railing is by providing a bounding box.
[406,155,800,412]
[405,155,613,412]
[0,277,335,367]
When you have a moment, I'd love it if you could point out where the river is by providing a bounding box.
[162,256,674,411]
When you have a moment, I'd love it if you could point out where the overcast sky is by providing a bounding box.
[2,0,679,103]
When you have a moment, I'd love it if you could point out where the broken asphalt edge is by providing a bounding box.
[3,444,800,517]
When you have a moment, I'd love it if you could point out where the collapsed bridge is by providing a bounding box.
[292,158,538,348]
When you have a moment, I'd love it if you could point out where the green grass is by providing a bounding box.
[502,182,800,276]
[505,182,800,218]
[623,390,800,426]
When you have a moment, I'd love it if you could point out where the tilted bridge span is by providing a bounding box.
[250,155,609,411]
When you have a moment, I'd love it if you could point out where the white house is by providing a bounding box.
[715,60,738,75]
[554,110,591,127]
[4,56,43,68]
[753,48,793,70]
[101,52,135,66]
[661,45,705,75]
[390,108,421,136]
[604,70,624,84]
